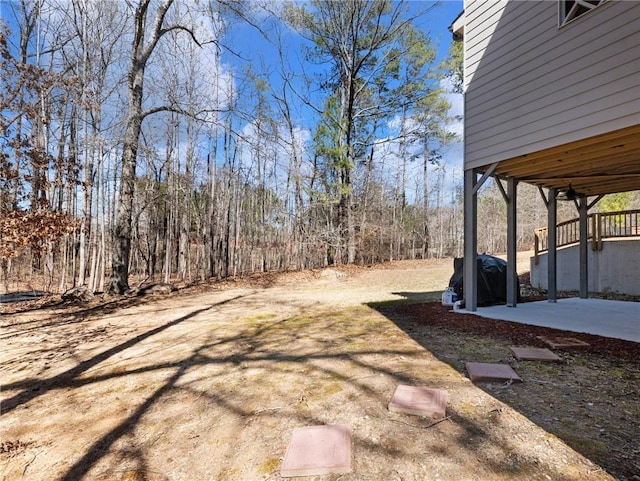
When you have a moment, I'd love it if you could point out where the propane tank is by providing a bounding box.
[441,287,458,306]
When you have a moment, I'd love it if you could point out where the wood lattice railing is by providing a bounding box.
[534,209,640,263]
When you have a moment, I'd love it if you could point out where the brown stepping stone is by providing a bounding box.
[536,335,590,348]
[388,385,448,418]
[510,347,562,362]
[466,362,522,382]
[280,424,352,477]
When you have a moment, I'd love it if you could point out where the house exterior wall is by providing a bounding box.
[530,239,640,296]
[464,0,640,170]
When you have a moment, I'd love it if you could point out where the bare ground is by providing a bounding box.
[1,256,639,481]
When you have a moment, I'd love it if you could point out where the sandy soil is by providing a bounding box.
[1,255,639,481]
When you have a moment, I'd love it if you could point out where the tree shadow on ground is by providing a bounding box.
[2,291,621,481]
[52,312,431,479]
[4,297,422,479]
[0,291,50,303]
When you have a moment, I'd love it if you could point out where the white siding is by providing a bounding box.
[463,0,640,170]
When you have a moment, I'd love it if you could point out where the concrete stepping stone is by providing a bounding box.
[280,424,352,477]
[465,362,522,382]
[510,346,562,362]
[536,335,590,348]
[388,385,448,418]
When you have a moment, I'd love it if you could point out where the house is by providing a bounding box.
[450,0,640,311]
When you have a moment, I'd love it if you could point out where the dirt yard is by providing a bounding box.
[1,256,639,481]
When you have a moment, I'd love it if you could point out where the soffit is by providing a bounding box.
[485,124,640,196]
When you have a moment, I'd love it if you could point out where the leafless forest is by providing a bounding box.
[1,0,638,295]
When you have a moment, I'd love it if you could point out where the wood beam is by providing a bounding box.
[486,124,640,173]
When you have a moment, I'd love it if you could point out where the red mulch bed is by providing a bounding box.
[388,301,640,361]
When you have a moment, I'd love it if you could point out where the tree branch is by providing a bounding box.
[159,24,202,48]
[141,105,228,121]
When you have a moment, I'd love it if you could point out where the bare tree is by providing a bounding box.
[108,0,207,293]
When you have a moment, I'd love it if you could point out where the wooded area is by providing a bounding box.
[1,0,638,295]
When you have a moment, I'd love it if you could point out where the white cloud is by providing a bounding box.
[440,75,459,93]
[386,115,402,132]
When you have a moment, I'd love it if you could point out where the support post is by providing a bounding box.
[463,168,478,311]
[506,177,518,307]
[547,188,557,303]
[579,196,588,298]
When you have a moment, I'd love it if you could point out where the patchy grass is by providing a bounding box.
[557,431,610,457]
[257,457,280,475]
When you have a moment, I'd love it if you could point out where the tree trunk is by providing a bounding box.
[422,134,430,259]
[108,0,174,294]
[110,128,140,293]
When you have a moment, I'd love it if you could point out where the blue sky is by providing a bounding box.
[223,1,463,66]
[218,0,465,181]
[220,0,463,107]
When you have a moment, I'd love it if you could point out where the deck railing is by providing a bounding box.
[534,209,640,264]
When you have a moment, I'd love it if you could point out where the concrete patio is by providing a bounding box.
[470,298,640,343]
